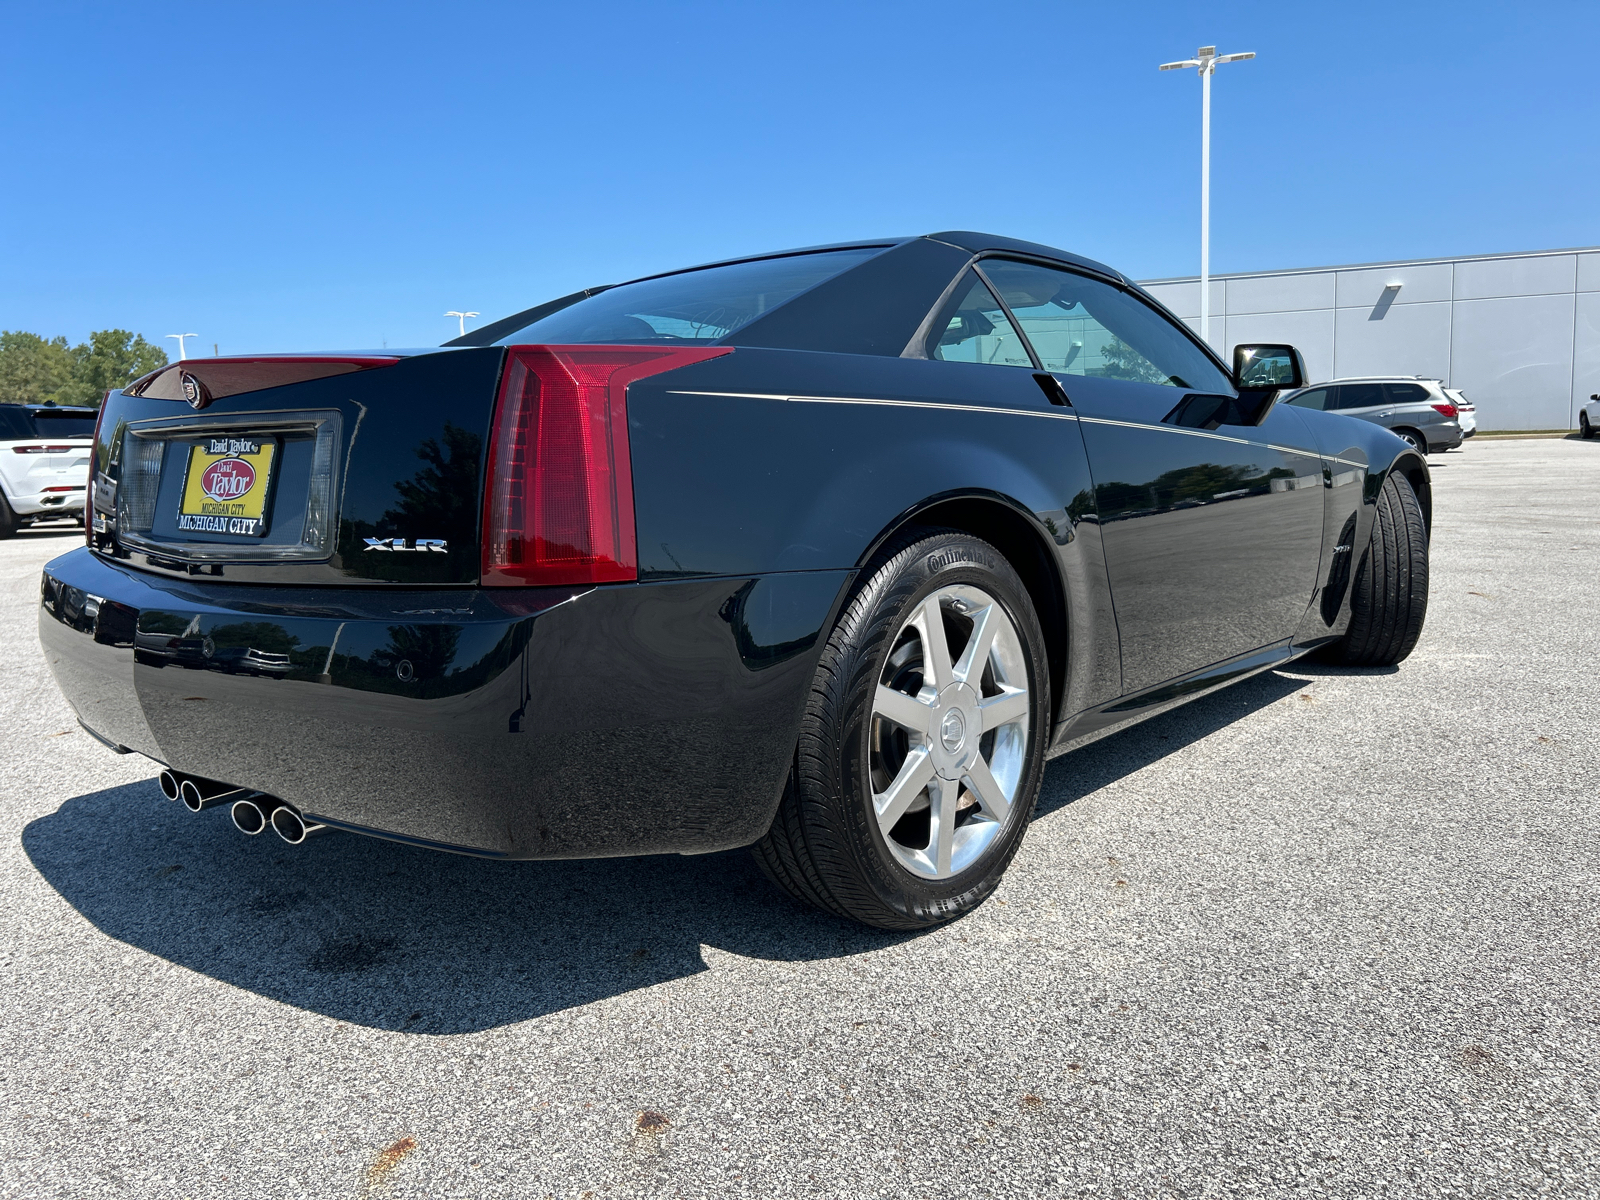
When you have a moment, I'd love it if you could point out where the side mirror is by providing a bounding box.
[1233,344,1306,391]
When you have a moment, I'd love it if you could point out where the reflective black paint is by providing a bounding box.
[46,230,1431,861]
[41,548,849,857]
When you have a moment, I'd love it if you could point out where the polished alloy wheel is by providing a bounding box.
[869,583,1030,879]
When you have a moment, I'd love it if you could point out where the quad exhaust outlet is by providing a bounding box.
[269,804,327,845]
[230,794,287,836]
[158,768,330,845]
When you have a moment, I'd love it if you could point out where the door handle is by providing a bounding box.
[1034,374,1072,407]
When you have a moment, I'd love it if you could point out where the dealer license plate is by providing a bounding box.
[177,436,278,537]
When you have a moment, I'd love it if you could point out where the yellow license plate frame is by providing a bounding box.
[177,436,278,538]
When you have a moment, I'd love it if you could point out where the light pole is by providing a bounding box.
[165,333,199,360]
[1159,45,1254,349]
[445,311,479,338]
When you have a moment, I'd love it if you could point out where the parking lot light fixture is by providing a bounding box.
[445,310,480,338]
[1159,46,1255,349]
[165,333,198,361]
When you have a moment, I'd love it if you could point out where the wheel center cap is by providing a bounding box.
[929,683,980,780]
[939,707,967,753]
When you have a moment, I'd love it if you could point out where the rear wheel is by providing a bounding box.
[0,494,17,540]
[1332,472,1428,666]
[1582,413,1594,439]
[1394,428,1427,454]
[753,530,1050,930]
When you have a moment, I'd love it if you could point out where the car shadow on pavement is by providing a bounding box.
[22,665,1319,1035]
[1033,666,1310,817]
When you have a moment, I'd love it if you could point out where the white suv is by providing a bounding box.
[0,404,98,537]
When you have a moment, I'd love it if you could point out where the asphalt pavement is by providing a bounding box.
[1,437,1596,1199]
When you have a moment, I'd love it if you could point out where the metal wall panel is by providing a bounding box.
[1224,309,1336,383]
[1225,271,1335,315]
[1577,253,1600,294]
[1334,301,1452,381]
[1573,292,1600,423]
[1450,294,1576,429]
[1141,279,1225,320]
[1143,248,1599,430]
[1335,262,1453,308]
[1453,254,1576,300]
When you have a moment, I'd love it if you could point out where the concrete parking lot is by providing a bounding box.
[1,438,1596,1199]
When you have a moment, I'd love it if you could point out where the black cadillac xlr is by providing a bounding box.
[38,233,1430,929]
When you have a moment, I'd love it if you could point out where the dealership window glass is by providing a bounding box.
[1334,383,1384,410]
[1285,388,1330,411]
[928,271,1033,367]
[492,248,884,344]
[976,259,1230,391]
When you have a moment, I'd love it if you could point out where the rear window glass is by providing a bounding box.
[1385,383,1429,404]
[0,408,32,440]
[30,410,98,438]
[493,248,884,345]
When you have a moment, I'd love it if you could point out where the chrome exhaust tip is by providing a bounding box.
[269,804,328,845]
[230,795,286,836]
[158,769,182,801]
[178,777,249,813]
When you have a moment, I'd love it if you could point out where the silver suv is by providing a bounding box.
[1278,377,1464,454]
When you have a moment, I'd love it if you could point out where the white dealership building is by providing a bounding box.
[1140,245,1600,431]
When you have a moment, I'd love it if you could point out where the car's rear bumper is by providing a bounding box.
[39,547,849,859]
[10,487,86,516]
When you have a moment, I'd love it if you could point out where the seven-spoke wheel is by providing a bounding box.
[753,529,1049,929]
[870,584,1030,880]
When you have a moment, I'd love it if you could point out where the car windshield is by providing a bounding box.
[492,247,885,345]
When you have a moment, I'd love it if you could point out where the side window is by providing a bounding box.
[928,271,1033,368]
[1384,383,1428,405]
[1286,388,1329,411]
[1336,383,1384,410]
[977,259,1231,391]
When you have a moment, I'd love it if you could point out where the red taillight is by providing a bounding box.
[13,444,76,454]
[1431,403,1457,418]
[481,344,731,587]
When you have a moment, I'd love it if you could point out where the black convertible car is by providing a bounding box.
[39,232,1429,928]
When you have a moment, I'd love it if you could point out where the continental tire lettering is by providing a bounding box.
[925,550,997,574]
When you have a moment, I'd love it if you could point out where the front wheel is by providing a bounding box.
[1331,472,1429,666]
[753,529,1050,929]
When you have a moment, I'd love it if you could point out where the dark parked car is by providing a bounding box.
[38,233,1431,928]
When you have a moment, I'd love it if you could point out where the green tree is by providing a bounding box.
[57,330,168,407]
[0,329,168,407]
[0,332,75,404]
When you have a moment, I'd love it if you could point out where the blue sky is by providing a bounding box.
[3,0,1596,353]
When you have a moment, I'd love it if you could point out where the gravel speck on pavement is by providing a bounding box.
[1,438,1596,1199]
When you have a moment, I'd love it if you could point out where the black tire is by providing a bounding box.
[1394,428,1427,454]
[0,494,18,540]
[1582,413,1594,439]
[753,529,1051,930]
[1333,472,1428,666]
